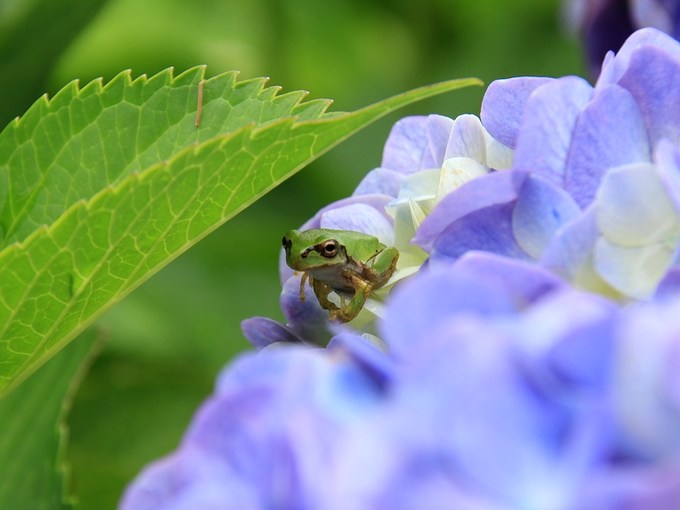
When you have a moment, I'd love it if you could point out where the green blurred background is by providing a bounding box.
[1,0,585,507]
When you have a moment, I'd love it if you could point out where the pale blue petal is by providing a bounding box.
[512,174,581,259]
[353,168,405,197]
[564,84,651,207]
[513,76,594,187]
[481,77,555,148]
[381,116,429,173]
[619,45,680,145]
[596,162,680,246]
[422,115,455,169]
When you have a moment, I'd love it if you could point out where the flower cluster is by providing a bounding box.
[121,28,680,509]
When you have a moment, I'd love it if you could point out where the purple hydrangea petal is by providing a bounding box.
[655,139,680,212]
[240,317,304,349]
[428,202,531,264]
[393,317,607,508]
[514,290,617,388]
[611,297,680,458]
[380,268,517,359]
[423,115,456,169]
[480,77,555,148]
[583,464,680,510]
[513,76,594,187]
[597,27,680,86]
[327,333,394,389]
[564,84,651,207]
[619,44,680,146]
[512,174,582,259]
[120,449,258,510]
[380,116,429,173]
[280,274,333,345]
[185,347,385,508]
[414,169,528,252]
[451,251,567,305]
[655,267,680,298]
[353,167,406,197]
[320,203,394,246]
[540,207,599,282]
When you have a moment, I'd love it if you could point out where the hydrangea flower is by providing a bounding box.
[122,256,680,509]
[123,26,680,510]
[566,0,680,76]
[421,28,680,299]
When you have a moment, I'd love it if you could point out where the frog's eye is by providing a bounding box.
[319,239,339,258]
[282,237,292,251]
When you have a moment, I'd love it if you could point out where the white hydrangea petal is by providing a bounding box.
[594,237,675,298]
[395,168,440,201]
[437,157,489,203]
[389,198,430,253]
[485,135,514,170]
[444,114,487,162]
[596,162,680,246]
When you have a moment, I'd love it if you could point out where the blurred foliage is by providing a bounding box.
[0,0,108,125]
[0,0,585,507]
[0,329,100,510]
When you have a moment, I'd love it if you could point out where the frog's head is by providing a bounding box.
[282,229,348,271]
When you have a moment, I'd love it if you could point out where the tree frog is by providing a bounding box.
[282,229,399,323]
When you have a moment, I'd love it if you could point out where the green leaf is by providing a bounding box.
[0,328,100,509]
[0,67,481,395]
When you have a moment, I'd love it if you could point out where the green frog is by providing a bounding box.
[282,229,399,322]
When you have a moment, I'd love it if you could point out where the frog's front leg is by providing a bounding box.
[312,278,339,312]
[329,273,371,323]
[363,247,399,287]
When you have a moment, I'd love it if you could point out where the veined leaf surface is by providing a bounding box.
[0,67,481,394]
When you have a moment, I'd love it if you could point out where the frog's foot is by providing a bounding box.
[329,277,372,323]
[299,272,311,302]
